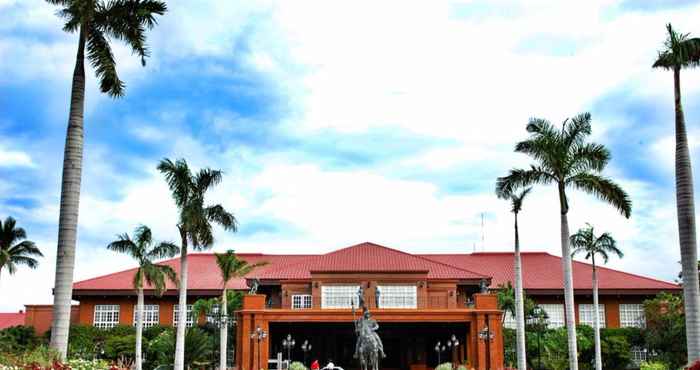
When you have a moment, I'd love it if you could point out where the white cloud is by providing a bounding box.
[0,145,35,168]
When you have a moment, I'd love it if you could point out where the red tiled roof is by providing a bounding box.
[251,242,488,280]
[72,242,679,294]
[421,252,680,292]
[73,253,312,292]
[0,312,26,329]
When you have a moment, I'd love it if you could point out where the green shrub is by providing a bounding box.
[66,325,105,359]
[435,362,453,370]
[289,361,308,370]
[106,325,135,337]
[644,293,687,369]
[103,334,136,360]
[0,326,40,353]
[146,327,213,369]
[66,358,111,370]
[640,361,668,370]
[0,346,61,367]
[143,325,169,341]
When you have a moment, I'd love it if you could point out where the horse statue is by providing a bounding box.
[353,287,385,370]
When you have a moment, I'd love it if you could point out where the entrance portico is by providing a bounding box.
[236,294,504,370]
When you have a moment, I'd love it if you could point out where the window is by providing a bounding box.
[503,311,516,329]
[207,304,220,324]
[321,285,360,309]
[377,285,417,309]
[540,304,565,328]
[292,294,312,309]
[133,304,160,328]
[620,304,646,328]
[94,305,120,329]
[173,304,194,327]
[578,304,606,327]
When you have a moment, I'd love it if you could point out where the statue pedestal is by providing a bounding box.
[242,294,266,310]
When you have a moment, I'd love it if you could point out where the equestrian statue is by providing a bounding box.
[353,286,385,370]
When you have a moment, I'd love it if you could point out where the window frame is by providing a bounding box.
[539,304,565,328]
[93,304,120,329]
[377,285,418,309]
[133,304,160,328]
[321,285,360,309]
[291,294,313,309]
[619,303,646,328]
[173,304,195,327]
[578,304,606,328]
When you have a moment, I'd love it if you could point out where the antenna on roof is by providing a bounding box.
[481,212,485,252]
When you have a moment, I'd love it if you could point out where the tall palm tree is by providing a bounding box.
[653,23,700,363]
[0,217,43,284]
[570,224,622,370]
[46,0,167,358]
[107,225,179,370]
[215,250,266,370]
[158,158,238,370]
[496,112,632,370]
[496,187,532,370]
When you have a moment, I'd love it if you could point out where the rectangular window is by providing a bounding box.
[578,304,606,327]
[503,311,517,329]
[133,304,160,328]
[377,285,417,309]
[620,304,646,328]
[173,304,194,327]
[207,304,220,324]
[292,294,312,309]
[321,285,360,309]
[540,304,565,328]
[94,305,120,329]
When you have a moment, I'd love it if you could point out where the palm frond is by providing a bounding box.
[106,233,141,259]
[195,169,223,194]
[567,173,632,218]
[11,256,39,269]
[205,204,237,232]
[158,158,193,208]
[653,24,700,69]
[134,225,153,248]
[86,24,125,97]
[147,242,180,260]
[8,241,43,257]
[496,166,555,198]
[510,187,532,214]
[563,112,592,147]
[568,143,610,174]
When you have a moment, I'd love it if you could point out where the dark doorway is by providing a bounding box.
[269,322,469,370]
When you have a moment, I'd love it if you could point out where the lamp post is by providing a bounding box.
[250,326,268,370]
[301,340,312,366]
[434,341,446,365]
[282,334,296,364]
[207,308,237,364]
[446,334,459,365]
[531,306,548,370]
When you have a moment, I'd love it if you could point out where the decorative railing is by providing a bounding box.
[264,295,470,310]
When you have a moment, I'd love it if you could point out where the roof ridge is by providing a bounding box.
[412,253,491,279]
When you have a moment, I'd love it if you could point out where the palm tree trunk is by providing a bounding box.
[50,26,86,359]
[673,66,700,363]
[220,288,228,370]
[513,212,527,370]
[174,230,188,370]
[592,259,602,370]
[558,184,578,370]
[136,287,144,370]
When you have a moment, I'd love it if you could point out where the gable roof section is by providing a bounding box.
[251,242,488,280]
[420,252,680,292]
[0,312,25,329]
[72,253,311,292]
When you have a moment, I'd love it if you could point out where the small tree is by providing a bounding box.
[644,292,687,369]
[107,225,179,370]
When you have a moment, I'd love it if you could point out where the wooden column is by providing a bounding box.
[476,314,487,370]
[488,313,504,370]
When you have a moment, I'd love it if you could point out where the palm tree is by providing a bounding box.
[570,224,622,370]
[0,217,43,284]
[653,23,700,363]
[215,250,267,370]
[106,225,179,370]
[158,158,238,370]
[46,0,167,358]
[496,187,532,370]
[496,113,632,370]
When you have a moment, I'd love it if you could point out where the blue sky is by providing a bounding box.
[1,0,700,310]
